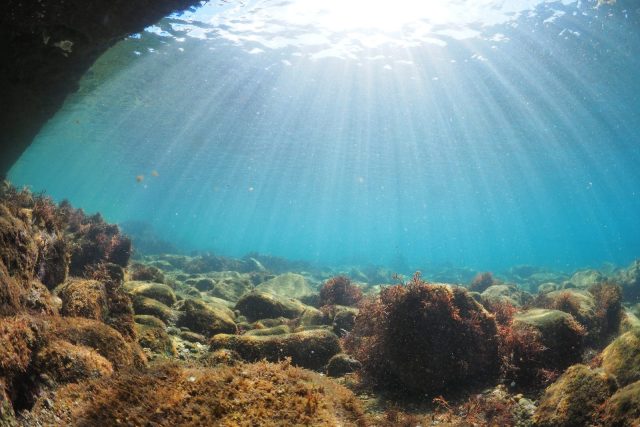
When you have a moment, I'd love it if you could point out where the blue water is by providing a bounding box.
[9,0,640,273]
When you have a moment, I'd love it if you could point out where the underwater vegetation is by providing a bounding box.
[319,275,363,307]
[26,360,367,426]
[3,182,640,426]
[343,272,500,395]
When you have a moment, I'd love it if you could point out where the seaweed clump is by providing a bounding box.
[29,360,367,426]
[319,276,363,307]
[343,272,499,395]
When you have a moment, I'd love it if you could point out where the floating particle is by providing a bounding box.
[151,170,159,177]
[136,175,144,183]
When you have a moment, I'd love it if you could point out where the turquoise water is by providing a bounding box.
[9,0,640,273]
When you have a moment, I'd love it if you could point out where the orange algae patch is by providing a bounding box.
[31,360,367,426]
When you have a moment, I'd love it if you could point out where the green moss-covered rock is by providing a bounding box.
[135,324,175,357]
[532,364,615,427]
[481,284,530,307]
[566,269,605,289]
[235,291,307,321]
[124,281,176,306]
[175,299,236,337]
[602,328,640,387]
[48,317,146,370]
[244,325,290,336]
[326,353,362,378]
[132,295,177,324]
[34,339,113,384]
[255,273,315,299]
[55,279,108,321]
[134,314,166,329]
[513,308,584,370]
[616,259,640,302]
[210,329,341,370]
[207,271,254,302]
[600,380,640,426]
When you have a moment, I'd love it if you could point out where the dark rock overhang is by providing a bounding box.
[0,0,203,177]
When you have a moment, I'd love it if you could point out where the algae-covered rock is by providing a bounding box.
[319,276,363,307]
[619,310,640,334]
[532,364,615,427]
[175,299,236,337]
[566,269,605,289]
[135,324,175,357]
[298,306,327,328]
[48,317,146,370]
[326,353,362,377]
[600,380,640,426]
[332,306,359,336]
[616,259,640,302]
[344,275,499,395]
[132,295,177,324]
[481,284,530,307]
[512,308,584,370]
[55,279,108,321]
[235,290,307,321]
[124,281,176,306]
[601,328,640,387]
[244,325,291,336]
[134,314,166,329]
[34,339,114,384]
[210,329,341,370]
[255,273,315,299]
[28,361,366,426]
[129,263,165,283]
[207,271,254,302]
[178,331,207,344]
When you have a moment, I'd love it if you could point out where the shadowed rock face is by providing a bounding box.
[0,0,200,177]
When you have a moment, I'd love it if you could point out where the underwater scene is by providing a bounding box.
[2,0,640,425]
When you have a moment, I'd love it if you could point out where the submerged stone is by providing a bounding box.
[28,361,366,426]
[600,380,640,426]
[235,290,307,321]
[124,281,177,306]
[512,308,584,370]
[210,329,341,370]
[255,273,315,299]
[532,364,615,427]
[601,328,640,387]
[132,295,177,324]
[174,299,236,337]
[326,353,362,377]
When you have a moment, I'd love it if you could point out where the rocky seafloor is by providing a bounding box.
[2,182,640,426]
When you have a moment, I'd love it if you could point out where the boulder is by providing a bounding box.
[175,299,236,337]
[617,259,640,302]
[235,291,307,321]
[48,316,146,370]
[135,324,175,357]
[210,329,341,370]
[132,296,177,324]
[207,271,254,302]
[512,309,584,370]
[124,281,176,306]
[326,353,362,377]
[255,273,315,299]
[532,364,615,427]
[565,269,605,289]
[601,328,640,387]
[55,279,108,320]
[600,380,640,426]
[27,361,365,426]
[134,314,166,329]
[34,339,113,384]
